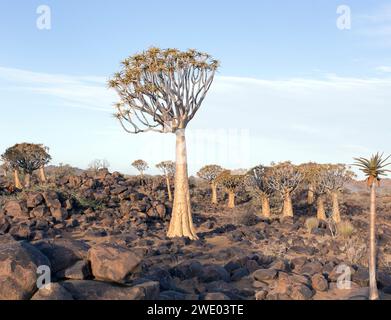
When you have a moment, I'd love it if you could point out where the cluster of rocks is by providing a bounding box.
[0,170,170,241]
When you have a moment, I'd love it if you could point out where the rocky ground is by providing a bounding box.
[1,169,391,300]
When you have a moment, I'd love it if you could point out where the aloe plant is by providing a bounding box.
[354,152,391,300]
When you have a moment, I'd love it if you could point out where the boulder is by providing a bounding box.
[0,241,51,300]
[26,193,44,208]
[199,265,230,283]
[4,201,28,218]
[31,283,74,300]
[252,269,278,282]
[61,280,159,300]
[88,243,142,283]
[33,239,90,274]
[311,273,329,292]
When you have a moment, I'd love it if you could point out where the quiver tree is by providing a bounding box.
[311,165,329,221]
[245,165,272,218]
[197,165,224,204]
[216,170,244,208]
[156,161,175,201]
[1,143,51,188]
[267,162,302,218]
[88,159,110,175]
[354,153,391,300]
[319,164,353,223]
[132,159,149,184]
[299,162,321,206]
[109,47,219,240]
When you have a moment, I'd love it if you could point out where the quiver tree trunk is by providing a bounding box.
[13,169,22,189]
[167,129,198,240]
[227,190,235,208]
[39,166,47,183]
[307,183,315,205]
[331,191,341,223]
[369,181,379,300]
[211,181,218,204]
[165,175,172,201]
[261,195,271,218]
[316,194,327,221]
[24,173,31,189]
[282,191,293,217]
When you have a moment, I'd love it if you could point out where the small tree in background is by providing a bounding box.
[109,47,218,240]
[88,159,110,174]
[246,165,272,218]
[156,161,175,201]
[267,162,303,218]
[313,165,329,221]
[299,162,321,206]
[216,170,244,208]
[197,165,224,204]
[132,159,149,184]
[354,153,391,300]
[319,164,353,223]
[1,143,51,188]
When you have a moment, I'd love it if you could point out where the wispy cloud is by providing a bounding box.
[376,65,391,73]
[0,66,115,112]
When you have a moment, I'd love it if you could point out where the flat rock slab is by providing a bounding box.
[61,280,159,300]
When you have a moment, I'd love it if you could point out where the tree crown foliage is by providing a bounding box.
[215,170,245,191]
[318,164,354,192]
[132,159,149,173]
[1,143,51,174]
[353,153,391,186]
[197,165,224,183]
[266,161,303,194]
[109,47,219,134]
[156,161,175,176]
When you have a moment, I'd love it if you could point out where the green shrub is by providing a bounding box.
[305,217,319,234]
[337,221,355,238]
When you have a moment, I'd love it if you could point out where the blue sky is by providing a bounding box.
[0,0,391,175]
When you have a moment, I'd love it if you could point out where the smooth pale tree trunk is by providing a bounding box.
[316,194,327,221]
[227,190,235,208]
[166,175,172,201]
[261,195,271,218]
[39,166,47,183]
[14,169,22,189]
[211,181,218,204]
[369,181,379,300]
[282,191,293,217]
[24,173,31,189]
[331,191,341,223]
[167,129,198,240]
[307,184,315,205]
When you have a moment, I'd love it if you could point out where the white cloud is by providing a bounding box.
[376,65,391,73]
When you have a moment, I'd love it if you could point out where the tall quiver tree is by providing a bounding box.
[319,164,353,223]
[156,161,175,201]
[1,143,51,188]
[246,165,272,218]
[267,162,302,218]
[109,47,219,240]
[197,165,224,204]
[354,153,391,300]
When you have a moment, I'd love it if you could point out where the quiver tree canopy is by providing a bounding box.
[1,143,51,174]
[109,47,219,133]
[156,161,176,176]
